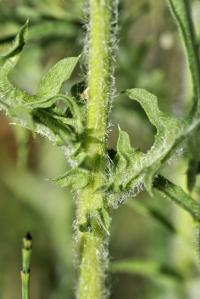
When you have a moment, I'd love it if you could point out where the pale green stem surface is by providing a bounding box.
[87,0,111,156]
[76,1,112,299]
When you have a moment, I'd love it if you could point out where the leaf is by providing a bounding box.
[127,200,176,234]
[110,259,184,283]
[0,58,33,108]
[154,176,200,222]
[110,127,142,191]
[95,208,110,236]
[143,162,160,196]
[28,95,84,136]
[186,131,200,191]
[125,88,185,187]
[79,208,110,235]
[0,23,84,156]
[29,20,76,41]
[0,22,33,108]
[167,1,200,192]
[167,0,200,112]
[108,1,200,204]
[9,106,34,131]
[114,127,143,175]
[79,213,92,233]
[109,88,184,197]
[126,88,181,131]
[0,21,28,60]
[37,56,80,100]
[52,168,90,190]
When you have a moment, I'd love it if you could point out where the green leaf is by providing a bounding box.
[108,0,200,205]
[167,0,200,112]
[114,127,142,174]
[79,208,110,235]
[126,88,181,131]
[28,95,84,135]
[110,259,184,283]
[37,56,80,100]
[9,106,34,131]
[143,162,161,196]
[186,131,200,191]
[52,168,90,190]
[154,176,200,222]
[109,88,184,197]
[0,58,32,108]
[0,23,84,156]
[95,208,110,236]
[127,200,176,234]
[125,88,184,187]
[0,21,28,60]
[0,22,33,108]
[79,213,92,233]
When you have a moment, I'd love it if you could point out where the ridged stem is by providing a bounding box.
[21,233,32,299]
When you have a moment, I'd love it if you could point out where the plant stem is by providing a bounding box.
[76,1,114,299]
[87,0,112,157]
[21,233,32,299]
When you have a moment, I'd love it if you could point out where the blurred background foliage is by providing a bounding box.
[0,0,200,299]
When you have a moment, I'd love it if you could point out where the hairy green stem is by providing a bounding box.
[87,0,112,157]
[21,233,32,299]
[76,1,113,299]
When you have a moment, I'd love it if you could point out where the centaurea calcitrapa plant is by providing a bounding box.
[1,0,200,299]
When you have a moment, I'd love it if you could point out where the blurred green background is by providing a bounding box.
[0,0,200,298]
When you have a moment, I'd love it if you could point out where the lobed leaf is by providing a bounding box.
[107,2,200,200]
[109,88,184,197]
[108,87,200,222]
[0,23,84,160]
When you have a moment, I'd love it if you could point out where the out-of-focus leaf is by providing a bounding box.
[168,0,200,192]
[167,0,200,112]
[154,176,200,222]
[0,21,28,60]
[127,200,176,234]
[186,132,200,191]
[29,21,77,41]
[110,259,184,283]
